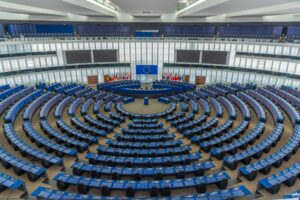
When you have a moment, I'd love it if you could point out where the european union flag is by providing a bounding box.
[136,65,158,75]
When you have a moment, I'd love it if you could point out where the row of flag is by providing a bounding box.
[106,73,132,82]
[162,73,185,81]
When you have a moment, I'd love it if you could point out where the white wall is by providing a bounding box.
[0,39,299,86]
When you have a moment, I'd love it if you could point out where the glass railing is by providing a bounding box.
[2,36,286,44]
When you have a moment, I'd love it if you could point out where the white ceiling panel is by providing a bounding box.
[0,0,299,22]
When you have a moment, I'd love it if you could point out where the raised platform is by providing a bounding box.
[97,80,196,98]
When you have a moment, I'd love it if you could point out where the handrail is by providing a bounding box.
[1,36,290,44]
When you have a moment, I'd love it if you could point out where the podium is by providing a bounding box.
[141,80,153,89]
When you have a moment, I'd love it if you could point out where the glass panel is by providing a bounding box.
[268,46,275,54]
[275,46,282,55]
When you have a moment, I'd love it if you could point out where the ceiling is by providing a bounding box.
[0,0,300,23]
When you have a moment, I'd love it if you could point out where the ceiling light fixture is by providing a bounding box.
[176,0,206,16]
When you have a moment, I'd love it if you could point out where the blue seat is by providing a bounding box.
[200,120,249,153]
[158,97,170,104]
[224,124,284,170]
[0,87,32,116]
[109,112,126,123]
[0,172,25,192]
[0,84,10,92]
[32,186,91,199]
[207,85,228,96]
[281,85,300,98]
[115,102,176,119]
[171,114,194,127]
[53,171,229,196]
[0,147,46,182]
[55,83,77,94]
[219,96,237,120]
[127,123,163,129]
[86,152,201,167]
[106,139,183,149]
[231,83,247,92]
[92,92,108,101]
[123,97,135,104]
[258,161,300,194]
[169,95,179,103]
[23,93,54,121]
[166,112,185,122]
[72,161,214,179]
[72,117,108,136]
[104,101,113,112]
[177,94,189,102]
[183,118,219,138]
[80,99,93,115]
[238,92,266,122]
[0,85,23,101]
[56,119,97,144]
[35,82,46,90]
[40,94,64,120]
[93,99,104,114]
[216,84,237,94]
[191,120,233,143]
[23,121,77,157]
[65,85,85,96]
[96,145,191,157]
[176,115,207,132]
[240,125,300,181]
[132,118,158,124]
[82,115,114,132]
[209,98,223,117]
[267,86,300,109]
[40,120,88,153]
[96,113,120,126]
[211,122,265,160]
[189,100,199,114]
[4,90,43,123]
[3,123,63,168]
[199,99,210,115]
[74,88,93,98]
[248,90,284,123]
[45,83,61,91]
[180,102,189,112]
[258,88,300,125]
[174,185,251,199]
[282,190,300,199]
[228,94,251,121]
[114,133,176,142]
[68,98,83,116]
[199,88,218,98]
[84,90,99,99]
[193,90,208,99]
[55,96,73,118]
[185,92,200,101]
[121,127,168,135]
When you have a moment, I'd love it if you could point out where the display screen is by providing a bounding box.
[176,50,201,63]
[202,51,228,65]
[65,50,91,64]
[93,50,118,63]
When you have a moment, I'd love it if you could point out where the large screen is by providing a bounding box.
[65,50,91,64]
[202,51,228,65]
[176,50,200,63]
[93,50,118,63]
